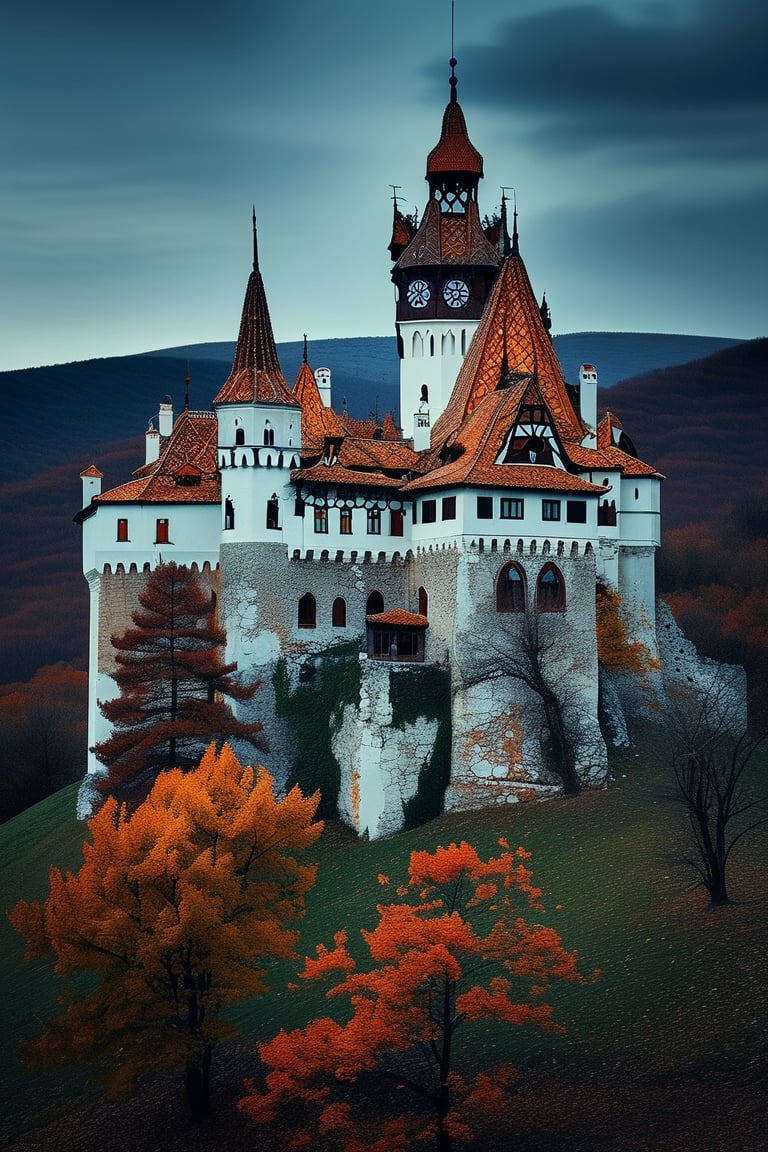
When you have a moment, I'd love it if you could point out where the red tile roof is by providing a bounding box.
[426,99,483,176]
[395,197,500,271]
[367,609,429,628]
[432,251,585,448]
[80,465,103,478]
[95,410,220,505]
[292,360,346,448]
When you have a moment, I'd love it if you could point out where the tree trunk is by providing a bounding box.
[185,1044,212,1122]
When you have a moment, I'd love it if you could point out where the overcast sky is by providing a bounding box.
[1,0,766,371]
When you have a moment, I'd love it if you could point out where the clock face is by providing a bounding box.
[443,279,469,308]
[407,279,430,308]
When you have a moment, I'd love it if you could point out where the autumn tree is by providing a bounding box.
[595,582,657,676]
[93,562,265,803]
[666,677,767,905]
[8,743,322,1121]
[239,840,591,1151]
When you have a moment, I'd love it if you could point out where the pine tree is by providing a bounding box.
[93,562,265,802]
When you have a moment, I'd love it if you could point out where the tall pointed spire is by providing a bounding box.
[214,212,297,407]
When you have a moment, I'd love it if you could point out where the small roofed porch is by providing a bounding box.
[366,609,428,663]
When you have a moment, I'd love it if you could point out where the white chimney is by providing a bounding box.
[579,364,598,446]
[145,424,161,464]
[80,465,103,505]
[314,367,332,407]
[159,395,174,437]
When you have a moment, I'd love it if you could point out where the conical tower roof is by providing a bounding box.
[292,344,345,449]
[214,214,297,407]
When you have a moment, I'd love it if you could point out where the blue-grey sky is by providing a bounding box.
[1,0,766,370]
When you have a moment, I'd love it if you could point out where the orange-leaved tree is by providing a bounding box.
[239,839,593,1151]
[8,743,322,1121]
[595,581,658,675]
[93,561,266,804]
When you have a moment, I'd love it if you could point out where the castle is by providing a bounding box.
[77,62,663,836]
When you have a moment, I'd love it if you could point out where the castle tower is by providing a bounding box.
[214,212,301,544]
[390,59,506,449]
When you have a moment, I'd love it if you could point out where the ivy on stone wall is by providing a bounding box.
[273,644,362,820]
[390,666,452,830]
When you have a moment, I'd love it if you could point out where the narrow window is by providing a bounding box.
[156,518,169,543]
[441,495,456,521]
[314,506,328,534]
[367,507,381,534]
[536,563,566,612]
[366,590,384,615]
[390,508,404,536]
[339,508,353,535]
[412,331,424,359]
[298,593,316,629]
[295,495,305,518]
[266,494,279,530]
[117,518,128,542]
[496,562,526,613]
[235,427,245,446]
[224,498,235,530]
[418,586,428,616]
[332,597,347,628]
[500,497,524,520]
[429,334,435,357]
[542,500,561,522]
[422,499,437,524]
[566,500,587,524]
[477,496,493,519]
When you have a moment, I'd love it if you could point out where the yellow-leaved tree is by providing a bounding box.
[8,743,322,1121]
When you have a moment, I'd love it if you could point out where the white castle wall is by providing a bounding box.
[333,659,439,839]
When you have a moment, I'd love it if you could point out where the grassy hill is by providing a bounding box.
[1,734,766,1150]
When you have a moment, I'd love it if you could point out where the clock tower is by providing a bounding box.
[390,59,506,449]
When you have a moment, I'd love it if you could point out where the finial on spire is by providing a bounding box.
[512,190,519,255]
[303,333,308,364]
[449,1,458,102]
[252,204,259,271]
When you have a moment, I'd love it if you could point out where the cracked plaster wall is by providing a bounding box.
[333,658,440,839]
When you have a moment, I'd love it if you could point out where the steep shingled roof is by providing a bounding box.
[426,96,483,177]
[95,410,220,504]
[292,358,345,448]
[214,220,297,407]
[431,250,585,448]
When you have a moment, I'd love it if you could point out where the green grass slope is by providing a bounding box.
[1,741,766,1151]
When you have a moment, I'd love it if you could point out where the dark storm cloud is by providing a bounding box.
[462,0,768,152]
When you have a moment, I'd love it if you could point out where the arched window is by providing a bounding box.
[418,586,428,616]
[536,563,566,612]
[366,590,384,615]
[332,597,347,628]
[263,422,275,446]
[429,333,435,357]
[235,427,245,446]
[496,562,526,613]
[441,330,455,355]
[224,498,235,530]
[298,593,316,629]
[412,331,423,359]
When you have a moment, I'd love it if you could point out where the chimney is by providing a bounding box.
[578,364,598,446]
[145,423,161,464]
[80,465,103,505]
[314,367,331,407]
[159,394,174,437]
